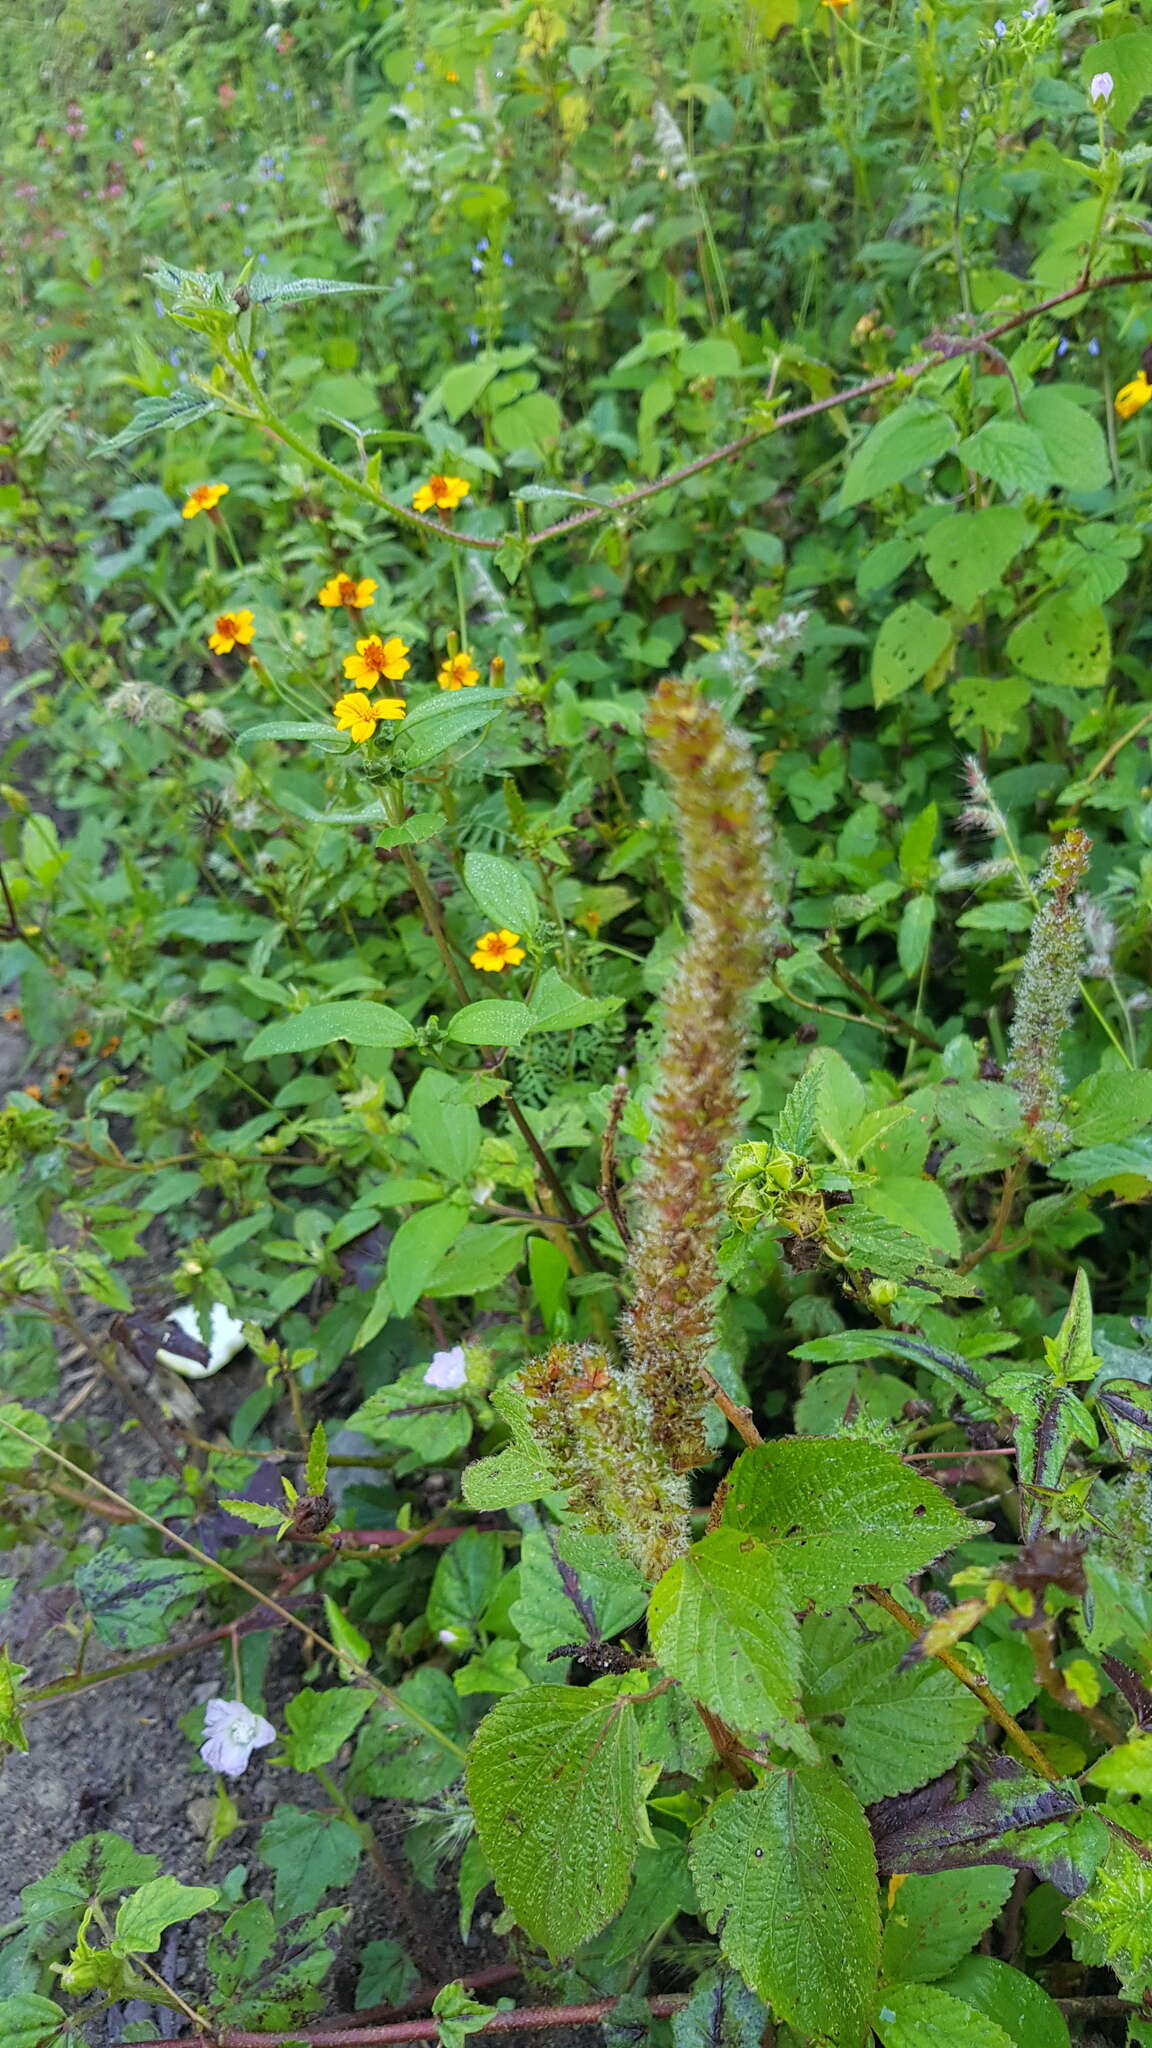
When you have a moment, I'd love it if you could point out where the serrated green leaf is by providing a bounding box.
[720,1438,973,1603]
[113,1877,219,1954]
[221,1497,286,1530]
[246,1001,416,1059]
[257,1804,363,1920]
[882,1870,1016,1984]
[463,850,539,933]
[775,1066,821,1154]
[803,1610,984,1801]
[1007,595,1110,690]
[0,1995,70,2048]
[840,402,957,510]
[510,1529,648,1654]
[462,1441,554,1510]
[648,1531,815,1758]
[691,1768,880,2045]
[21,1834,161,1930]
[283,1685,372,1769]
[98,389,220,454]
[921,507,1032,611]
[467,1686,645,1955]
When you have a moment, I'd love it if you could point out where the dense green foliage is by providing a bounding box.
[3,0,1152,2043]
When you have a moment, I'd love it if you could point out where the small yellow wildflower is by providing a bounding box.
[413,473,470,515]
[332,690,407,742]
[71,1029,92,1049]
[318,573,377,610]
[1115,372,1152,420]
[182,482,229,520]
[470,928,525,972]
[343,634,411,686]
[820,0,852,11]
[438,651,480,691]
[207,609,256,654]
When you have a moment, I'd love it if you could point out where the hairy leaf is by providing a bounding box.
[691,1767,880,2045]
[648,1531,815,1757]
[467,1685,646,1955]
[720,1438,973,1603]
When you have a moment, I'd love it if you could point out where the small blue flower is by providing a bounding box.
[1057,337,1069,357]
[471,255,483,273]
[1087,337,1100,356]
[993,17,1007,35]
[502,251,513,267]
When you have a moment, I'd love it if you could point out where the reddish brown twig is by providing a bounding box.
[147,1993,691,2048]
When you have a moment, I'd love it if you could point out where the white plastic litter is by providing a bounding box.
[156,1302,248,1379]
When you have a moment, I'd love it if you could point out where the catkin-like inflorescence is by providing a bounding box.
[519,1344,691,1581]
[1005,830,1091,1161]
[622,678,781,1470]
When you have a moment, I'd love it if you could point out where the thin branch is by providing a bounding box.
[817,947,944,1052]
[864,1583,1058,1781]
[522,269,1152,550]
[147,1992,692,2047]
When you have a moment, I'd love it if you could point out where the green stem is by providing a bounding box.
[0,1414,465,1761]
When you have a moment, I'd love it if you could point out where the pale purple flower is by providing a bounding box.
[1089,72,1114,107]
[423,1345,468,1390]
[200,1698,276,1777]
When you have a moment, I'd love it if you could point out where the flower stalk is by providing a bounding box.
[622,678,781,1470]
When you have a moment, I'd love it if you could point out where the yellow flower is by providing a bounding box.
[413,473,470,514]
[343,634,411,685]
[318,573,377,610]
[182,482,229,520]
[207,609,256,654]
[470,928,525,972]
[438,651,480,691]
[332,690,407,742]
[1115,372,1152,420]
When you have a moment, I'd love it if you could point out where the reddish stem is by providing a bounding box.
[147,1993,690,2048]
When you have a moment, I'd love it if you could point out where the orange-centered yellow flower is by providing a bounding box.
[207,609,255,654]
[343,634,411,686]
[318,573,377,610]
[413,473,470,515]
[332,690,406,742]
[182,482,229,520]
[470,928,525,972]
[1115,372,1152,420]
[438,651,480,691]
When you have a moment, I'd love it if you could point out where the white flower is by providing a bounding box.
[423,1345,468,1390]
[1090,71,1114,107]
[199,1698,276,1777]
[157,1302,248,1379]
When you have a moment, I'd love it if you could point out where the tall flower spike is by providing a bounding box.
[519,1344,690,1580]
[622,678,781,1470]
[1005,830,1091,1161]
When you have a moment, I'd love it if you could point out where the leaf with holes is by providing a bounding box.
[720,1438,973,1604]
[804,1612,985,1802]
[872,602,952,707]
[690,1767,880,2045]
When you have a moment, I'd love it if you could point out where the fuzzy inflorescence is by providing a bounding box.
[519,1343,691,1580]
[621,678,781,1470]
[1005,830,1091,1160]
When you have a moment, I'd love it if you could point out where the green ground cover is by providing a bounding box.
[2,0,1152,2042]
